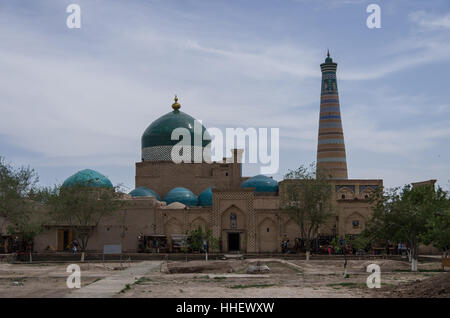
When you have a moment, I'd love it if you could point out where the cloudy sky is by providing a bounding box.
[1,0,449,191]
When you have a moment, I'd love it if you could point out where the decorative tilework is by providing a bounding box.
[319,122,342,128]
[336,185,355,193]
[212,191,256,252]
[318,139,345,144]
[320,115,341,120]
[317,157,347,163]
[317,54,347,179]
[320,107,341,113]
[322,73,336,80]
[359,185,379,193]
[142,145,211,162]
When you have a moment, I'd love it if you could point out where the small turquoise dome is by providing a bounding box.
[129,187,161,200]
[198,187,214,206]
[62,169,113,188]
[241,175,278,193]
[164,187,197,206]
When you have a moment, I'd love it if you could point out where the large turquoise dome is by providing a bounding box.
[164,187,197,206]
[241,175,278,193]
[62,169,113,188]
[129,186,161,200]
[198,187,214,206]
[141,96,211,161]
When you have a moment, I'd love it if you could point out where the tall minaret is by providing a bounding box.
[316,51,348,179]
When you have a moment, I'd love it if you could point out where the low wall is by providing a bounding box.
[9,252,441,263]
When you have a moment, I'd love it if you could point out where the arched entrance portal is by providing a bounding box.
[221,206,246,253]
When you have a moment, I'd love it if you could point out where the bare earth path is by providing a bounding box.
[68,261,162,298]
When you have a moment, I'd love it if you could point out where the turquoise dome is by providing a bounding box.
[129,187,161,200]
[62,169,113,188]
[141,97,211,161]
[198,187,214,206]
[164,187,197,206]
[241,175,278,193]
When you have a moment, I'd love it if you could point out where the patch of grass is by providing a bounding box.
[135,277,152,285]
[382,283,396,288]
[119,283,131,293]
[328,282,394,289]
[90,278,102,284]
[229,284,275,289]
[195,275,210,279]
[213,277,226,280]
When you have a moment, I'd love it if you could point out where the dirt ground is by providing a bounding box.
[0,259,447,298]
[0,262,128,297]
[123,258,448,298]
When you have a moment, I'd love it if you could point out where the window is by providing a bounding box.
[267,228,270,232]
[352,220,359,228]
[230,213,237,229]
[341,194,346,199]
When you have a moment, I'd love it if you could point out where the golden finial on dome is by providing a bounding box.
[327,49,330,57]
[172,95,181,110]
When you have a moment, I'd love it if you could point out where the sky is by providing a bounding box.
[0,0,450,192]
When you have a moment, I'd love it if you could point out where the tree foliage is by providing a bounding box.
[41,182,124,251]
[0,157,45,240]
[361,183,450,270]
[281,163,333,258]
[421,208,450,257]
[187,226,218,252]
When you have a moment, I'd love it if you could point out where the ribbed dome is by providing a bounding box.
[240,174,278,193]
[198,187,214,206]
[129,186,161,200]
[62,169,113,188]
[164,187,197,206]
[141,97,211,162]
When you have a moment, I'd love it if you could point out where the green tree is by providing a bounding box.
[362,184,447,271]
[0,157,45,245]
[281,163,333,261]
[421,207,450,259]
[187,226,218,253]
[42,182,124,251]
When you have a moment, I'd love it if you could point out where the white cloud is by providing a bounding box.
[410,11,450,30]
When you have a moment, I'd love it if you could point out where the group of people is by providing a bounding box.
[69,240,79,253]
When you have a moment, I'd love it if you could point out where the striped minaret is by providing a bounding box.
[316,51,348,179]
